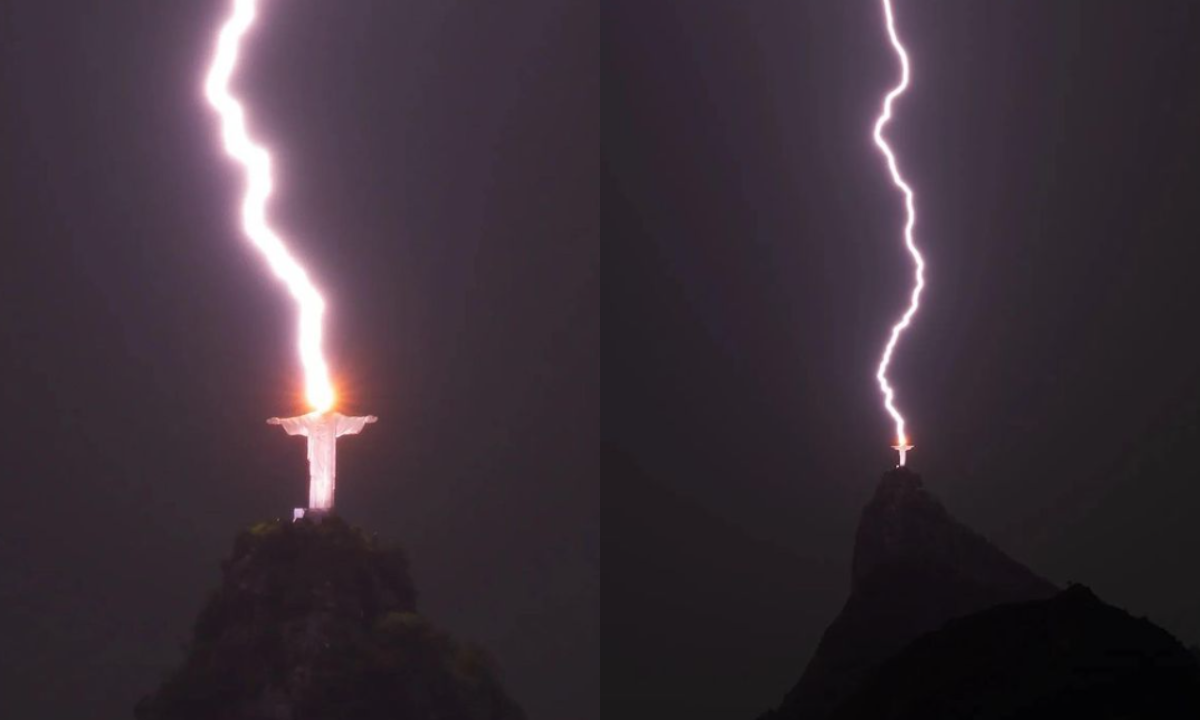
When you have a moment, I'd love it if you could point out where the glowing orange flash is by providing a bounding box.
[204,0,334,412]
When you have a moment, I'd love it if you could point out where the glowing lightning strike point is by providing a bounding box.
[872,0,926,467]
[204,0,335,413]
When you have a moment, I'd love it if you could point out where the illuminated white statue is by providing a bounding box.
[267,412,377,514]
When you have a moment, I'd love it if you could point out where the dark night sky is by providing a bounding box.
[604,1,1200,719]
[0,2,596,719]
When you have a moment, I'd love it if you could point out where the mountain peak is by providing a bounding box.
[852,467,1054,598]
[136,517,525,720]
[764,468,1057,720]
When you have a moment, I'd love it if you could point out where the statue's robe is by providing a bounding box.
[274,412,372,510]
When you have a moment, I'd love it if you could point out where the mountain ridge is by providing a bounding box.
[833,583,1200,719]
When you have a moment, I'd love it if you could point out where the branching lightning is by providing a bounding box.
[872,0,925,465]
[205,0,335,412]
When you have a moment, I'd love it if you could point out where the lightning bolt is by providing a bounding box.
[204,0,335,413]
[872,0,925,464]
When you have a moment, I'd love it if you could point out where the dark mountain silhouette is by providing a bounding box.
[831,583,1200,719]
[758,466,1058,720]
[135,516,524,720]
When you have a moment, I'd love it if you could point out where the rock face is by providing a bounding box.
[136,516,525,720]
[761,467,1058,720]
[833,584,1200,719]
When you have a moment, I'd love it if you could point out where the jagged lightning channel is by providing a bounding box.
[204,0,335,412]
[872,0,926,460]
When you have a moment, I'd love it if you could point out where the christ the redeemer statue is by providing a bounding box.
[267,411,377,516]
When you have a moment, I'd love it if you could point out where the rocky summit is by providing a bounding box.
[136,516,524,720]
[760,467,1057,720]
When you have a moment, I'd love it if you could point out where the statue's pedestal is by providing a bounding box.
[293,507,331,522]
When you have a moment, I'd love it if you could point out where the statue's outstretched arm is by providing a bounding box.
[268,416,310,436]
[336,414,377,437]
